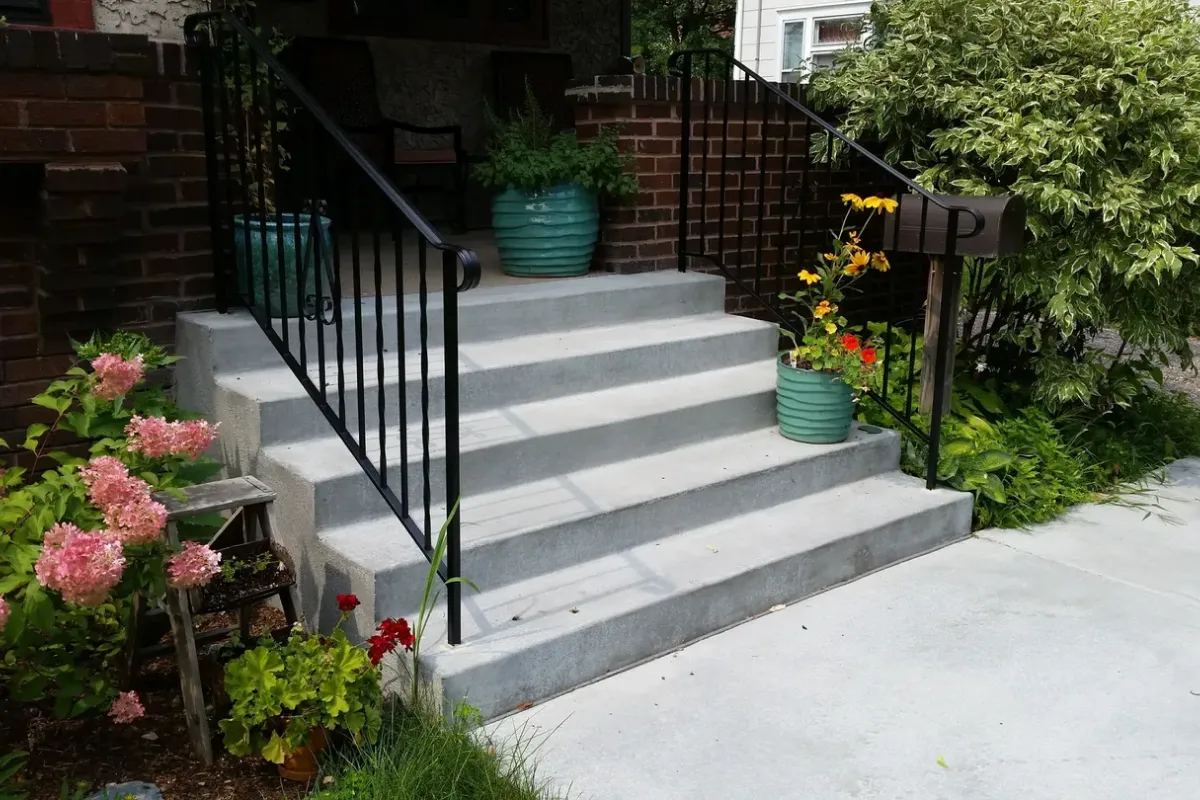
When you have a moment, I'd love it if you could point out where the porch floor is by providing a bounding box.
[337,229,591,295]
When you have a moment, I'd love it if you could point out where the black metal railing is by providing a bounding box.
[668,50,989,489]
[185,11,481,643]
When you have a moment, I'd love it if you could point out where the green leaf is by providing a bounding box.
[260,731,288,764]
[971,449,1016,472]
[980,473,1007,504]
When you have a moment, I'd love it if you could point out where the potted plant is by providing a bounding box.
[474,89,639,278]
[217,595,411,781]
[218,2,333,319]
[776,193,897,443]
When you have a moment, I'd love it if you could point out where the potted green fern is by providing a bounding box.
[474,91,638,278]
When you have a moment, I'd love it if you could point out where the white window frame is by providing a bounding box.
[776,1,870,83]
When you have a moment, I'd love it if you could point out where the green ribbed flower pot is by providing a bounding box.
[777,356,855,444]
[492,183,599,277]
[233,214,333,319]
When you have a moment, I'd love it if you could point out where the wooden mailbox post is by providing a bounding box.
[880,194,1026,416]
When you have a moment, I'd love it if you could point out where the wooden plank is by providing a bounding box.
[153,477,276,520]
[919,255,964,416]
[163,522,215,765]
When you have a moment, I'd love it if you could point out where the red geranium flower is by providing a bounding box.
[840,334,860,352]
[366,632,398,666]
[337,593,360,613]
[861,347,877,364]
[378,617,415,651]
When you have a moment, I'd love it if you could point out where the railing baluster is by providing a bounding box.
[717,60,731,260]
[394,218,409,514]
[442,248,462,646]
[374,219,386,487]
[735,71,751,285]
[332,160,347,424]
[754,88,769,299]
[308,118,326,399]
[269,72,288,350]
[250,50,271,323]
[350,182,366,453]
[677,52,692,272]
[228,31,254,308]
[775,99,791,320]
[195,25,227,314]
[418,238,432,551]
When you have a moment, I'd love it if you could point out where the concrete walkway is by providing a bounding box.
[490,459,1200,800]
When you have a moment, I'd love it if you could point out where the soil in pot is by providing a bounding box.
[278,727,328,782]
[198,540,295,613]
[776,353,855,444]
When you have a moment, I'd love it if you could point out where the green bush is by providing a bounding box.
[857,325,1200,528]
[474,89,638,199]
[811,0,1200,408]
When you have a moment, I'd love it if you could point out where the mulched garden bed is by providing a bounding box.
[1,606,309,800]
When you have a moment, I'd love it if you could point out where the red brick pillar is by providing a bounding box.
[566,76,684,274]
[0,29,214,462]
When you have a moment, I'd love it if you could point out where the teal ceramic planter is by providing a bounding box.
[776,356,855,444]
[233,214,333,319]
[492,183,599,277]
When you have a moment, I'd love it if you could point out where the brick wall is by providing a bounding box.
[567,75,926,321]
[0,28,213,461]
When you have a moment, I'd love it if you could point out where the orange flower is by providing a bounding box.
[841,334,860,352]
[861,347,877,364]
[813,300,834,318]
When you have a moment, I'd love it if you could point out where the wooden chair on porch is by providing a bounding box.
[284,37,469,233]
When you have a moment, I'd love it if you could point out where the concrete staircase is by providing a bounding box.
[175,271,971,719]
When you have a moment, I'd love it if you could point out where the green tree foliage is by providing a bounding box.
[632,0,735,76]
[810,0,1200,407]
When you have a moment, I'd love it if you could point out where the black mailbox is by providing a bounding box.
[881,194,1025,258]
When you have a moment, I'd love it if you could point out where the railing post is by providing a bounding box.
[676,53,692,273]
[187,20,228,314]
[923,209,965,489]
[442,249,463,646]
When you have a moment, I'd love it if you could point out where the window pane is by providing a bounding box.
[811,52,839,70]
[782,21,807,71]
[815,16,862,44]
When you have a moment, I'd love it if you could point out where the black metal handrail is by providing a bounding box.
[185,10,480,643]
[668,49,986,489]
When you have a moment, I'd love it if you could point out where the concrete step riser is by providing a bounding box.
[234,324,779,447]
[310,386,782,530]
[268,277,728,366]
[372,431,902,616]
[436,497,973,720]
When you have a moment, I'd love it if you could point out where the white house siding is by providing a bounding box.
[735,0,870,82]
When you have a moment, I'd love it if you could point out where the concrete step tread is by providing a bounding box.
[218,312,776,402]
[316,424,899,574]
[423,471,969,674]
[263,361,779,475]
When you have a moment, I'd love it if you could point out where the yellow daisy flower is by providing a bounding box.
[850,250,871,269]
[799,270,821,285]
[841,193,865,210]
[844,263,862,276]
[871,252,891,272]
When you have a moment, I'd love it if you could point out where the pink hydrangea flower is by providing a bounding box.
[167,541,222,589]
[171,419,220,459]
[79,457,166,544]
[109,691,145,724]
[103,497,169,545]
[0,596,9,633]
[125,416,219,460]
[35,524,126,606]
[80,456,146,510]
[91,353,144,401]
